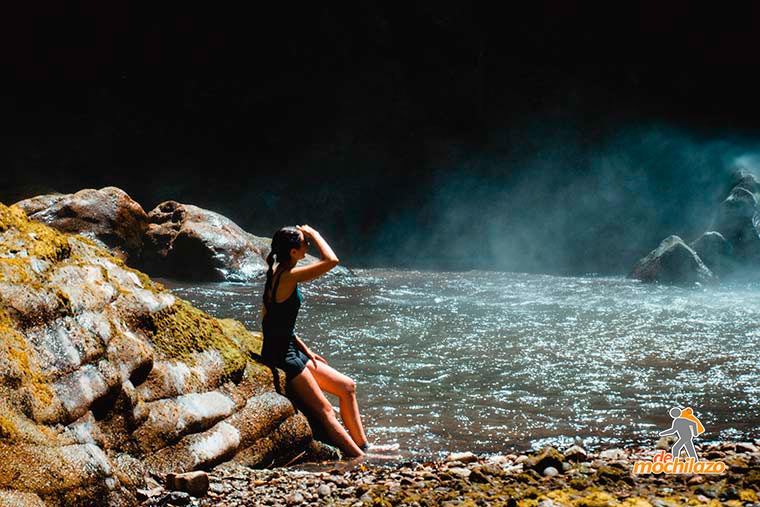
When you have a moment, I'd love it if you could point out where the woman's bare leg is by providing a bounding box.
[288,366,364,457]
[306,359,368,447]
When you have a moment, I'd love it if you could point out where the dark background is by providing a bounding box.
[4,2,760,274]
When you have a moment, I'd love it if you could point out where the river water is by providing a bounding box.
[161,269,760,460]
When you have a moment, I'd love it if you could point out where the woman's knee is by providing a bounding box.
[339,377,356,398]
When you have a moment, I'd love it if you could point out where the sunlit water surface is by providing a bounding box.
[161,269,760,460]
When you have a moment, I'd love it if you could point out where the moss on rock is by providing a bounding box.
[147,298,246,379]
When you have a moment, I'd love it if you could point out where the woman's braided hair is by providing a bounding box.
[263,226,303,309]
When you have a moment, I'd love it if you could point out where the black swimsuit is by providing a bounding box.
[261,268,310,381]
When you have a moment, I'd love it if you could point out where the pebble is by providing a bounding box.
[445,451,478,464]
[153,442,760,507]
[542,466,559,477]
[599,448,626,460]
[447,467,472,479]
[285,492,304,505]
[562,444,587,461]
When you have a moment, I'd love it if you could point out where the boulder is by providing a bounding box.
[629,235,718,285]
[690,231,734,277]
[728,167,760,195]
[142,200,352,282]
[142,201,268,282]
[712,186,760,263]
[0,201,317,506]
[14,187,148,264]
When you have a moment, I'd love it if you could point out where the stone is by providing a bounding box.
[712,186,760,263]
[656,436,676,450]
[163,490,191,505]
[447,467,471,479]
[563,444,588,462]
[165,471,209,497]
[629,235,717,285]
[141,200,268,282]
[599,448,626,460]
[15,186,149,264]
[526,447,563,473]
[445,451,478,464]
[735,442,759,454]
[542,466,559,477]
[286,492,305,504]
[690,231,733,276]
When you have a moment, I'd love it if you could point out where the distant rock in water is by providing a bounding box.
[14,186,148,265]
[0,201,335,506]
[629,168,760,284]
[690,231,733,277]
[712,185,760,263]
[628,235,717,285]
[15,188,352,283]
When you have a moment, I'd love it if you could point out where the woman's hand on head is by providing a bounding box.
[296,224,317,238]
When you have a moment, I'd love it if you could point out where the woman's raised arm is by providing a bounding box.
[289,225,339,283]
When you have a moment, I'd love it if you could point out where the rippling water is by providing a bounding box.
[160,270,760,460]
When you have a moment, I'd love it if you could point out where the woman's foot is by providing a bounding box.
[359,442,400,453]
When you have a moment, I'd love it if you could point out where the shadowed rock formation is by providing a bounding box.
[630,169,760,284]
[15,189,352,283]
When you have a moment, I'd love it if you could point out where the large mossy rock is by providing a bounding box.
[629,235,718,285]
[0,202,316,506]
[14,187,148,266]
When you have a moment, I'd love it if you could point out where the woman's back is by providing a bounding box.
[262,268,303,340]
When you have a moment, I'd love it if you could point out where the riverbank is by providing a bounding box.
[138,441,760,506]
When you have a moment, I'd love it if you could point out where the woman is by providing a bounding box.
[261,224,369,457]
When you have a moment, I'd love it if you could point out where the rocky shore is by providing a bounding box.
[137,442,760,507]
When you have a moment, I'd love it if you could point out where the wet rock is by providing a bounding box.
[526,447,563,473]
[15,186,149,264]
[656,436,676,450]
[690,231,734,277]
[285,492,304,504]
[0,490,47,507]
[629,235,717,285]
[160,491,191,505]
[598,448,625,460]
[485,454,510,466]
[445,451,478,464]
[447,467,472,479]
[712,185,760,263]
[166,471,209,497]
[563,444,587,462]
[735,442,759,454]
[142,201,268,282]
